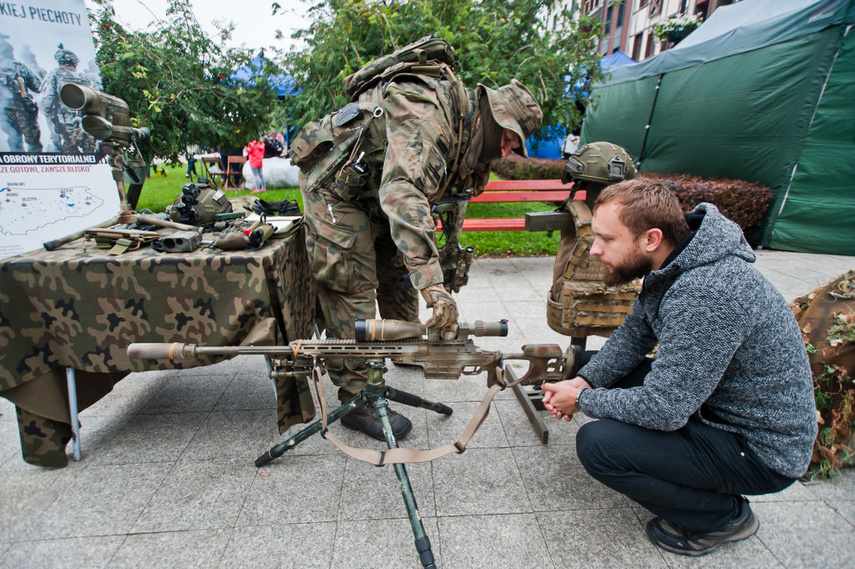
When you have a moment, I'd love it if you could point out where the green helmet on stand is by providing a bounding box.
[562,141,636,185]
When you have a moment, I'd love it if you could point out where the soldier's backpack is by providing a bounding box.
[166,178,233,226]
[342,35,456,98]
[290,35,463,191]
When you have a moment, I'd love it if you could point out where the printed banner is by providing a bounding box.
[0,0,119,259]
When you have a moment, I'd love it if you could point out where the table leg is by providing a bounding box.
[66,368,81,461]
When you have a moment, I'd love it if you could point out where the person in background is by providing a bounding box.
[264,132,285,157]
[244,138,266,194]
[185,144,199,179]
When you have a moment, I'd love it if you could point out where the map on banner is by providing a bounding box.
[0,152,118,260]
[0,185,106,235]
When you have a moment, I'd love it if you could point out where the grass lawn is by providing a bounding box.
[136,164,561,257]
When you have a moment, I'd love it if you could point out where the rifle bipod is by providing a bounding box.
[255,359,448,569]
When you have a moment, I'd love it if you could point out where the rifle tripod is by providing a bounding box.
[255,359,451,569]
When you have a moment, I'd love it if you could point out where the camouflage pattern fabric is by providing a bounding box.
[0,229,315,466]
[300,74,481,398]
[791,271,855,474]
[16,406,72,468]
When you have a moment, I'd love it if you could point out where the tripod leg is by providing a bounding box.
[373,396,438,569]
[255,392,367,467]
[385,387,453,416]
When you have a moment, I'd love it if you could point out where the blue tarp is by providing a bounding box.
[231,56,298,98]
[527,51,636,159]
[600,50,636,73]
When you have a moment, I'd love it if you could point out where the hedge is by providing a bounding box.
[492,156,774,233]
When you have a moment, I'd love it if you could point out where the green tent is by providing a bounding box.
[581,0,855,255]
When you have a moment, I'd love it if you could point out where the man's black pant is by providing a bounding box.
[575,353,796,532]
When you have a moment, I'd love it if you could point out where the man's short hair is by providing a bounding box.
[594,179,691,246]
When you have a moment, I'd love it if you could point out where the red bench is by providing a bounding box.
[462,179,583,232]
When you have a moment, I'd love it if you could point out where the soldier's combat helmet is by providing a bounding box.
[54,44,79,67]
[478,79,543,157]
[562,141,636,185]
[167,179,233,226]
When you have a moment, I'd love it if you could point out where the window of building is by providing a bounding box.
[632,33,643,60]
[645,33,655,58]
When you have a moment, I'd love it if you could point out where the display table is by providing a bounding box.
[0,228,315,467]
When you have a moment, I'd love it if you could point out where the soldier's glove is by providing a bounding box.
[420,283,458,329]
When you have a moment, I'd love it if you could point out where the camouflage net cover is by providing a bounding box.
[791,270,855,478]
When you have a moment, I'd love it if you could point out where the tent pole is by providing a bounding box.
[637,74,663,170]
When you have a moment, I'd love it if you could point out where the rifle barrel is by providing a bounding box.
[127,343,292,361]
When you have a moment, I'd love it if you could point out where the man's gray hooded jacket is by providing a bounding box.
[576,203,817,479]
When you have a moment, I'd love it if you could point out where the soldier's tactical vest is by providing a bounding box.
[547,200,641,338]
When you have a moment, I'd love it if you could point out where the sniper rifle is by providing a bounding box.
[127,318,578,388]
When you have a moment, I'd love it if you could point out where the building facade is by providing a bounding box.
[569,0,743,62]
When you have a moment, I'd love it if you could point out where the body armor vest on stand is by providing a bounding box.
[547,197,641,338]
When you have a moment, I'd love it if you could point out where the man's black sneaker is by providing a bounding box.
[340,400,413,441]
[645,501,759,557]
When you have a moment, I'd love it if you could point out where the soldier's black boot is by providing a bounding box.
[341,400,413,441]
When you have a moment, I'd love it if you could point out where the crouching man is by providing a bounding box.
[542,179,816,557]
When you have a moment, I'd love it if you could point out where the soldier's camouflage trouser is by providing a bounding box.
[303,186,419,401]
[3,101,42,152]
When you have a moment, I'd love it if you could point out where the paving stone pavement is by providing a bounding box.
[0,250,853,569]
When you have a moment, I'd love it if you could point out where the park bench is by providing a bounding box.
[461,179,585,232]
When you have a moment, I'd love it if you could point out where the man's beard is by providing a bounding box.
[603,249,653,287]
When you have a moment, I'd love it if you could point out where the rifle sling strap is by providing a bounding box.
[310,366,514,466]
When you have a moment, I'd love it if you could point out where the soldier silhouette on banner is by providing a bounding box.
[0,37,42,152]
[40,44,98,153]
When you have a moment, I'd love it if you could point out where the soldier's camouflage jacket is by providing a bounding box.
[293,69,481,291]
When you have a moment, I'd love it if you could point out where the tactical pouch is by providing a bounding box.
[547,280,640,337]
[213,230,250,251]
[547,200,641,338]
[290,121,335,172]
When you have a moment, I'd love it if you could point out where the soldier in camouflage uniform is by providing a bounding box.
[296,61,542,440]
[40,45,98,153]
[0,39,42,152]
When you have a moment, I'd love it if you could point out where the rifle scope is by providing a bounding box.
[354,319,508,342]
